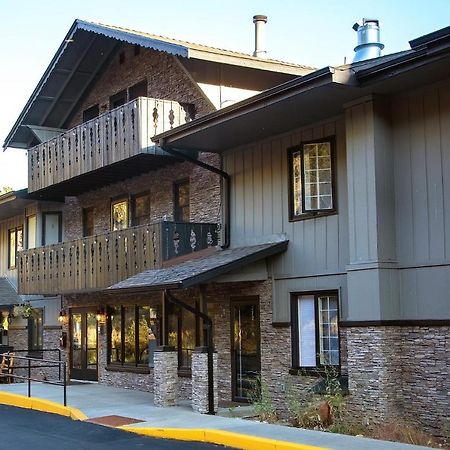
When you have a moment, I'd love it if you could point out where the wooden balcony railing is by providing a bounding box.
[17,221,219,295]
[28,97,193,193]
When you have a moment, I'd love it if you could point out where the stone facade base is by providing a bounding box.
[153,347,178,407]
[343,325,450,435]
[191,348,218,414]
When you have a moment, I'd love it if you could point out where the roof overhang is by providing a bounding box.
[4,20,312,151]
[0,189,36,221]
[107,240,288,293]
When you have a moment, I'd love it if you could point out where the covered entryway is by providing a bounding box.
[231,297,261,402]
[70,308,98,381]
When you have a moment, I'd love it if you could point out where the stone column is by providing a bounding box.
[153,345,178,407]
[191,347,218,414]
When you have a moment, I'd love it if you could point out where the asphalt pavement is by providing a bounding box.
[0,405,230,450]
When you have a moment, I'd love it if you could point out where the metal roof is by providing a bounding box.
[4,19,314,151]
[0,278,20,307]
[107,240,288,293]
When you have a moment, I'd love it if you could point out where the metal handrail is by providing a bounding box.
[0,352,67,406]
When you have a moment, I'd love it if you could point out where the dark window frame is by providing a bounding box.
[131,191,151,226]
[110,196,129,231]
[173,179,190,223]
[82,104,100,123]
[106,305,160,368]
[82,207,94,237]
[288,136,337,222]
[290,290,341,373]
[110,89,127,109]
[28,308,44,358]
[128,79,147,101]
[8,226,23,269]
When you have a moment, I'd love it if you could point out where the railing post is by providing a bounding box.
[27,358,31,399]
[63,363,67,407]
[58,349,61,381]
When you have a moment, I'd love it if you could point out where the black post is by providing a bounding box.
[27,358,31,399]
[63,363,67,406]
[58,349,61,381]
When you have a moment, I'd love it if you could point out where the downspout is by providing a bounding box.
[157,139,230,249]
[165,289,215,415]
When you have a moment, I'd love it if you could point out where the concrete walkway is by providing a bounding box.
[0,382,430,450]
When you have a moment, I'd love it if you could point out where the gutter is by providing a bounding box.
[157,141,230,249]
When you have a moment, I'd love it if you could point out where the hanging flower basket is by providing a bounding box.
[12,302,36,319]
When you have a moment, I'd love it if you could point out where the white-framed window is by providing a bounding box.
[289,138,336,220]
[291,292,340,368]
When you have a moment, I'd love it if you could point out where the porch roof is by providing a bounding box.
[107,239,288,293]
[0,278,20,308]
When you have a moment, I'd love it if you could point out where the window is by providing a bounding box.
[8,227,23,268]
[26,215,36,249]
[289,138,336,220]
[110,90,127,109]
[174,180,190,223]
[28,309,43,356]
[82,104,99,123]
[166,301,199,371]
[129,80,147,101]
[291,292,340,369]
[111,199,129,231]
[42,212,62,245]
[82,208,94,237]
[107,305,159,367]
[132,193,150,226]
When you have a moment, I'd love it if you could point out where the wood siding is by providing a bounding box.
[224,118,349,322]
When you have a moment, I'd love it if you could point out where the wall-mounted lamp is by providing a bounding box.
[96,307,106,325]
[58,309,68,325]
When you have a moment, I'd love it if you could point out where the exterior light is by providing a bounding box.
[58,309,67,324]
[96,307,106,324]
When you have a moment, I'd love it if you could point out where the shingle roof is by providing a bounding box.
[108,240,288,292]
[0,278,20,307]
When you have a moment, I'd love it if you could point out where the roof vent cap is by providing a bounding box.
[253,15,268,58]
[352,18,384,62]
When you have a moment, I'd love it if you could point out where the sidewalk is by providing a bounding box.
[0,382,430,450]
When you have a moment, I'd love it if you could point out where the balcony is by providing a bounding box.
[27,97,194,199]
[17,221,219,295]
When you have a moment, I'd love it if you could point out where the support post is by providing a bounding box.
[153,345,178,407]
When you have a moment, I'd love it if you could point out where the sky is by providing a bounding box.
[0,0,449,190]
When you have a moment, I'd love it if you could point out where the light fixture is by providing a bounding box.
[96,307,106,324]
[58,309,68,324]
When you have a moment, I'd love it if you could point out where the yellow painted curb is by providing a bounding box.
[0,391,87,421]
[120,426,331,450]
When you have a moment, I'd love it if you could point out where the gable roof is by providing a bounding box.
[4,19,313,151]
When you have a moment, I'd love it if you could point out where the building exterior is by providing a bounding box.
[3,18,449,436]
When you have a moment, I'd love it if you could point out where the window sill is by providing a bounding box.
[289,366,340,377]
[177,368,192,378]
[289,210,337,222]
[106,365,151,374]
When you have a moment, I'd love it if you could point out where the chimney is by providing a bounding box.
[253,15,268,58]
[352,19,384,62]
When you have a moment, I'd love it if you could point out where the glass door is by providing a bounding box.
[70,310,98,381]
[231,298,261,402]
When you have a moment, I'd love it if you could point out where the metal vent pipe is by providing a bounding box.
[253,15,268,58]
[352,18,384,62]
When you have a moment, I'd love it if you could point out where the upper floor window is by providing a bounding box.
[132,193,150,226]
[26,215,36,249]
[129,80,147,101]
[111,198,129,231]
[291,292,340,369]
[83,208,94,237]
[42,212,62,246]
[82,104,99,123]
[289,138,336,221]
[8,227,23,269]
[174,180,190,223]
[110,90,127,109]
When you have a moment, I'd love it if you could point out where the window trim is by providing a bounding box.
[8,226,23,269]
[288,136,337,222]
[173,179,190,223]
[290,290,341,373]
[106,305,160,369]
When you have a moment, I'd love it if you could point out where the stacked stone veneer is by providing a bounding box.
[191,349,218,414]
[343,326,450,434]
[154,348,178,407]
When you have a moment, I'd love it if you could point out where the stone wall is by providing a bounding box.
[67,44,214,130]
[343,325,450,435]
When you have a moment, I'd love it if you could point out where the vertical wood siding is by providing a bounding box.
[0,215,24,287]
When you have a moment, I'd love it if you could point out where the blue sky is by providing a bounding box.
[1,0,449,190]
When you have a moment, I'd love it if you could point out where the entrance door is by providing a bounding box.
[231,297,261,402]
[70,310,98,381]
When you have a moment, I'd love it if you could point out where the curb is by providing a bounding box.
[119,426,331,450]
[0,391,87,421]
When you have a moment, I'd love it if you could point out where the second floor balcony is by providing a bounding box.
[17,221,219,296]
[28,97,194,199]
